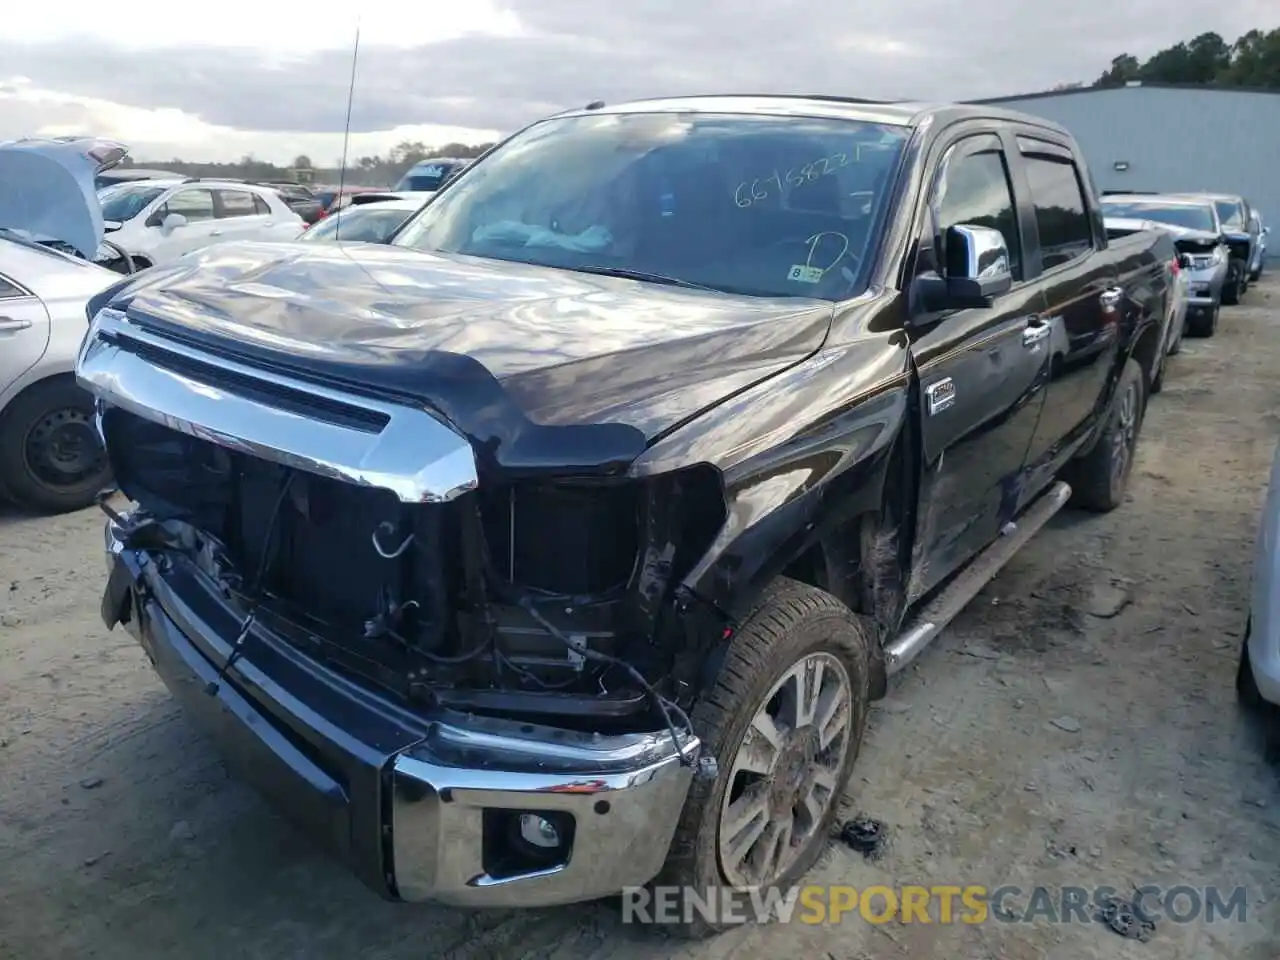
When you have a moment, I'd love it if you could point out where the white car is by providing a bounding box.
[1,137,134,513]
[297,196,422,243]
[97,178,305,268]
[1240,439,1280,715]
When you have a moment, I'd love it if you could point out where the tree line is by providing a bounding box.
[118,139,496,187]
[1088,27,1279,89]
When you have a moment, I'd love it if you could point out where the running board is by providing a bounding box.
[885,480,1072,676]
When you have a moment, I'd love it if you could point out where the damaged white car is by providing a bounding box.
[0,137,140,512]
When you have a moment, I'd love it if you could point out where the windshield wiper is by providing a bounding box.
[572,265,715,291]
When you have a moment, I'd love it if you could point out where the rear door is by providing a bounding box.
[906,130,1051,599]
[1017,137,1121,474]
[0,272,50,399]
[212,188,272,241]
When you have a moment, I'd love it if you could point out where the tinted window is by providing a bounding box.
[934,148,1021,281]
[1024,156,1092,270]
[98,183,166,221]
[394,112,911,300]
[215,190,258,218]
[164,189,215,222]
[1100,200,1217,233]
[1215,200,1245,229]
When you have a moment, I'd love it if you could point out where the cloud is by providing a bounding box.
[1,0,1273,162]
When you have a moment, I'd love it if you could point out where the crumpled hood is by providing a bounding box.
[0,137,127,258]
[101,240,835,471]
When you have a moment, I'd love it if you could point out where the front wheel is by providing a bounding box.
[1222,260,1246,305]
[1063,357,1145,513]
[655,578,873,938]
[0,378,111,514]
[1187,304,1218,338]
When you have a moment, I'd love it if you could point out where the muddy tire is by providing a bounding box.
[653,578,873,939]
[1187,304,1218,338]
[1064,358,1145,513]
[0,378,111,514]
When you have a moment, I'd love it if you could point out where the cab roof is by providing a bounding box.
[549,94,1074,138]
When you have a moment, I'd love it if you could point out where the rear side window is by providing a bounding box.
[253,194,271,215]
[215,190,258,218]
[934,148,1022,281]
[0,275,26,299]
[1023,156,1093,270]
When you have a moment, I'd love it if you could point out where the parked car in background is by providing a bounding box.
[392,157,470,193]
[94,167,182,190]
[313,184,383,215]
[1167,192,1261,304]
[96,178,305,268]
[1,137,138,512]
[296,196,420,243]
[1100,194,1228,337]
[81,95,1178,933]
[1247,209,1268,281]
[1239,437,1280,717]
[254,181,325,225]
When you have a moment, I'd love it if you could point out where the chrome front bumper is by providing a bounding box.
[104,522,700,907]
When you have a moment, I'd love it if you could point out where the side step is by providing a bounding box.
[885,480,1072,676]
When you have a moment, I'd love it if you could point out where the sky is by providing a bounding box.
[1,1,1273,164]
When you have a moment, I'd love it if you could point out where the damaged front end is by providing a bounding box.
[81,305,725,906]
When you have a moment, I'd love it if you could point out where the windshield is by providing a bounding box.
[300,206,414,243]
[99,182,166,221]
[394,163,458,192]
[1214,199,1245,229]
[1101,200,1217,233]
[393,112,909,300]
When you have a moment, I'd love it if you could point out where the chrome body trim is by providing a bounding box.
[76,307,479,503]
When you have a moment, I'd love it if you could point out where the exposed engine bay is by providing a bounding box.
[101,405,729,738]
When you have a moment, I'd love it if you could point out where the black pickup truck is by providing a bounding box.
[77,95,1175,936]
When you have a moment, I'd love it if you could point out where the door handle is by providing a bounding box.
[209,229,223,236]
[1099,286,1124,311]
[0,316,33,333]
[1022,316,1051,347]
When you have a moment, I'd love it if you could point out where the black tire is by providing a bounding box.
[653,578,873,939]
[0,378,111,514]
[1187,304,1218,338]
[1221,261,1245,305]
[1237,617,1266,710]
[1063,358,1145,513]
[1249,264,1263,282]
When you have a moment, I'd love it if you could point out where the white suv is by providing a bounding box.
[97,178,305,268]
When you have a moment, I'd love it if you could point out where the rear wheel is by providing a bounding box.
[1064,358,1145,513]
[0,378,111,514]
[655,578,872,938]
[1187,304,1218,338]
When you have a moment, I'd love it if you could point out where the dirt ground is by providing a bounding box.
[3,278,1280,960]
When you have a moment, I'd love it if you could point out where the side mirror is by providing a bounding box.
[162,212,188,231]
[915,223,1014,313]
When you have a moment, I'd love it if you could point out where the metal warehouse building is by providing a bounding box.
[970,82,1278,260]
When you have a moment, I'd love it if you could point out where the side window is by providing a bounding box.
[933,148,1022,281]
[0,275,27,299]
[253,194,271,215]
[163,189,215,222]
[215,190,258,219]
[1022,156,1093,271]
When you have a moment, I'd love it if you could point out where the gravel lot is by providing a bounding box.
[2,276,1279,960]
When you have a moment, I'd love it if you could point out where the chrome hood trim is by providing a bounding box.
[76,307,479,503]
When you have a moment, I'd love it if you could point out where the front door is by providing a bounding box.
[907,133,1050,601]
[0,275,51,396]
[149,187,220,261]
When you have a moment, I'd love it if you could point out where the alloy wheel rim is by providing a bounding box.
[717,651,853,888]
[1110,381,1138,485]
